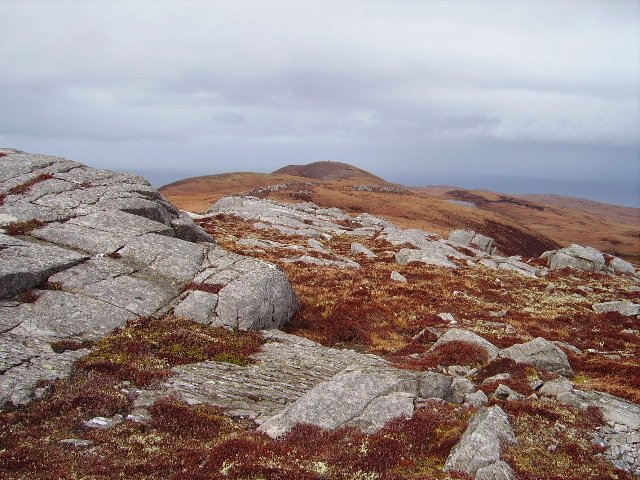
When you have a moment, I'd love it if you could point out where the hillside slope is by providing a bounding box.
[160,162,639,261]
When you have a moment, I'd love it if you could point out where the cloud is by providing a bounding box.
[0,0,638,204]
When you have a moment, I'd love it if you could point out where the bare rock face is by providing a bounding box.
[592,301,640,317]
[257,363,455,438]
[0,149,299,408]
[444,405,516,478]
[449,229,495,254]
[543,244,637,276]
[500,337,574,377]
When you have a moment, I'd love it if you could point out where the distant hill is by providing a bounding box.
[273,161,386,183]
[160,162,640,261]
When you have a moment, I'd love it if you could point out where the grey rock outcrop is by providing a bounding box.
[430,328,500,360]
[543,244,636,276]
[0,234,88,298]
[500,337,573,377]
[134,330,454,431]
[592,301,640,317]
[395,246,462,269]
[257,364,455,438]
[449,229,495,254]
[444,405,516,478]
[0,149,298,408]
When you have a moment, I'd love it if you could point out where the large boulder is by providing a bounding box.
[430,328,500,360]
[543,244,636,276]
[449,229,495,254]
[500,337,573,377]
[444,405,516,478]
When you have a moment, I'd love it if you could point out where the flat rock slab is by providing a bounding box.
[134,330,388,422]
[557,389,640,429]
[136,330,455,438]
[592,301,640,317]
[0,234,88,298]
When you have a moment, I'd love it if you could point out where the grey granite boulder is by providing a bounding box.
[395,245,462,269]
[350,242,376,258]
[500,337,573,377]
[444,406,516,477]
[449,229,495,254]
[430,328,500,360]
[592,301,640,316]
[543,244,636,276]
[475,460,515,480]
[609,257,636,275]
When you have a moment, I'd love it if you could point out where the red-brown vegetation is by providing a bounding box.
[8,173,55,196]
[184,282,225,294]
[5,219,45,236]
[79,316,263,387]
[407,341,490,369]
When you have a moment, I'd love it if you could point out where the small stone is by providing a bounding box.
[464,390,489,408]
[494,384,516,400]
[449,378,476,403]
[59,438,94,448]
[390,271,407,283]
[350,242,376,258]
[83,415,123,429]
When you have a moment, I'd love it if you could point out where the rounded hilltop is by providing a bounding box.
[272,160,386,182]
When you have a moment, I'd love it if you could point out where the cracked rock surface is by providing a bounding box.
[0,149,298,408]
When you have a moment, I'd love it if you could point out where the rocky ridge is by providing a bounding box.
[0,149,298,408]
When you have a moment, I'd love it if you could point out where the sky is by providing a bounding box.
[1,0,639,206]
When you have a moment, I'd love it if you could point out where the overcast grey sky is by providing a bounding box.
[1,0,639,205]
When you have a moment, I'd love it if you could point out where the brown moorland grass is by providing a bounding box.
[160,167,639,260]
[0,389,473,480]
[79,316,264,387]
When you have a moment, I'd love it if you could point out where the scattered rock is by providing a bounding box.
[449,378,476,403]
[390,271,407,283]
[83,415,123,429]
[465,390,489,408]
[350,242,376,258]
[538,378,574,397]
[449,229,495,254]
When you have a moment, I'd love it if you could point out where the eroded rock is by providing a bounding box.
[500,337,573,377]
[444,405,516,477]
